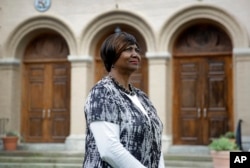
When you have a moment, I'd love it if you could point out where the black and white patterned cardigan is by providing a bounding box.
[83,76,163,168]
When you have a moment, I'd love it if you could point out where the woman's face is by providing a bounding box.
[113,44,141,74]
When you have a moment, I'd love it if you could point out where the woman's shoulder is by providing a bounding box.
[133,87,154,105]
[89,76,114,96]
[133,87,148,98]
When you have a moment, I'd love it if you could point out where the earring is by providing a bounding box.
[111,64,114,68]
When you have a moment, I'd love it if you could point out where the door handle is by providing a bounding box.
[197,108,201,118]
[48,109,51,118]
[203,108,207,118]
[42,109,46,119]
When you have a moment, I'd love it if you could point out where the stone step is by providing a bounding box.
[163,145,213,168]
[0,147,213,168]
[0,150,84,157]
[0,151,83,168]
[165,154,212,163]
[165,160,213,168]
[0,156,82,164]
[0,152,212,168]
[0,163,81,168]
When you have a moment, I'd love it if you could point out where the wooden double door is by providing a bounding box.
[22,33,70,142]
[22,62,70,142]
[173,56,233,145]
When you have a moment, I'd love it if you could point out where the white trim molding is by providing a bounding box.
[0,58,20,65]
[68,55,93,63]
[146,52,171,60]
[233,48,250,56]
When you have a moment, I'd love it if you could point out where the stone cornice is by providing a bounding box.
[145,52,171,60]
[67,55,93,63]
[233,48,250,56]
[0,58,20,65]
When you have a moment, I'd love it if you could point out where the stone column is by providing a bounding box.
[233,48,250,150]
[146,52,171,154]
[0,58,20,133]
[65,55,92,151]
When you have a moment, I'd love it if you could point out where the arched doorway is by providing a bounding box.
[172,24,233,145]
[94,26,148,93]
[21,32,70,142]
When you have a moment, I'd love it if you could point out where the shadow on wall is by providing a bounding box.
[0,118,9,137]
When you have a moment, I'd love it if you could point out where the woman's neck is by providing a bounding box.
[109,71,131,90]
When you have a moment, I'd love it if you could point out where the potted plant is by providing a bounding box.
[209,136,239,168]
[224,131,235,141]
[2,131,19,151]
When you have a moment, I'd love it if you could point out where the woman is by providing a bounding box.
[83,32,164,168]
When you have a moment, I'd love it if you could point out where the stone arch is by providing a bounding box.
[80,9,156,56]
[80,10,153,93]
[172,23,234,145]
[5,15,77,59]
[2,15,76,137]
[158,3,249,52]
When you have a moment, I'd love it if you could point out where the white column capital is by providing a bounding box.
[68,55,92,63]
[0,58,20,65]
[233,48,250,56]
[145,51,171,60]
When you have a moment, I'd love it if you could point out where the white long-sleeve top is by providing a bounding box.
[90,93,165,168]
[90,121,165,168]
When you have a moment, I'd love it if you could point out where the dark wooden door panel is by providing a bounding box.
[23,63,70,142]
[174,59,203,144]
[173,56,232,145]
[23,64,46,142]
[51,114,69,139]
[203,57,232,144]
[50,63,70,142]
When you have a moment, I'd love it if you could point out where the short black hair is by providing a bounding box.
[100,32,139,72]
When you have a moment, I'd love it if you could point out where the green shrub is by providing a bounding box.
[224,131,235,139]
[5,131,18,137]
[209,137,238,151]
